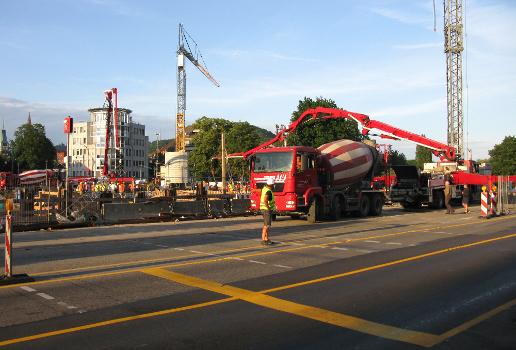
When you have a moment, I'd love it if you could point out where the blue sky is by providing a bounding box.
[1,0,515,159]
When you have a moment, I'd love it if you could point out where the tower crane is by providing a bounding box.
[176,23,220,152]
[444,0,464,159]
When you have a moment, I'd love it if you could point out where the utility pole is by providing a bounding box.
[155,132,160,179]
[444,0,464,159]
[221,132,226,194]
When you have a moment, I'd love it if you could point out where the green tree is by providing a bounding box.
[374,149,407,176]
[415,141,432,170]
[488,135,516,175]
[11,123,56,171]
[286,97,362,148]
[188,118,272,181]
[226,122,262,180]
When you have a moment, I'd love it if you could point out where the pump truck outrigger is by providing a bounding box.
[229,107,458,223]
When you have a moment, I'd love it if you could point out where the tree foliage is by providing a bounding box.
[488,135,516,175]
[188,117,266,181]
[286,97,362,148]
[415,141,432,170]
[374,149,408,176]
[11,123,56,171]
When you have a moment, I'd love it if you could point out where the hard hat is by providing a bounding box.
[492,185,497,192]
[266,178,275,186]
[481,185,487,192]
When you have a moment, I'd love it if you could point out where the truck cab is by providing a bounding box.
[249,146,320,213]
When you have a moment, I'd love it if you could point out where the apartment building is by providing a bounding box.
[66,108,149,178]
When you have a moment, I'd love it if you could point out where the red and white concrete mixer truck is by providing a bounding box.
[248,139,384,222]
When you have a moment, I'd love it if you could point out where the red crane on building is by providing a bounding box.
[102,88,119,177]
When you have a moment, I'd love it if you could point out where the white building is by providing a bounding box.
[66,108,149,178]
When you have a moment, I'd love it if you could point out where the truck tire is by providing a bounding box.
[290,214,301,220]
[369,194,383,216]
[307,198,322,223]
[353,195,370,217]
[329,196,343,220]
[431,190,444,209]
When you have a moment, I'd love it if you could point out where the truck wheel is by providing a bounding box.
[369,194,383,216]
[307,198,322,223]
[353,195,370,217]
[329,197,343,220]
[290,214,301,220]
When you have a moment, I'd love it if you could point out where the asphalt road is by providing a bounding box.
[0,205,515,349]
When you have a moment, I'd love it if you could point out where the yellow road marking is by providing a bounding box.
[262,233,516,294]
[435,297,516,345]
[1,215,513,290]
[143,268,441,347]
[1,232,514,347]
[0,297,235,347]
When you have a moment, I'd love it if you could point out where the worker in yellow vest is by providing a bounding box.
[260,178,276,245]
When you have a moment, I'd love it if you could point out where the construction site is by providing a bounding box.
[0,1,515,349]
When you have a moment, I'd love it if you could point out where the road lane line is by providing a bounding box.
[262,233,516,294]
[20,286,36,292]
[142,268,439,347]
[434,297,516,346]
[331,247,349,251]
[386,242,402,245]
[3,217,514,290]
[2,233,514,347]
[365,240,380,243]
[248,260,266,265]
[0,298,235,347]
[190,250,204,254]
[155,245,169,248]
[36,293,55,300]
[273,264,292,269]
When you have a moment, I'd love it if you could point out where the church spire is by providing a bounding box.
[27,112,32,125]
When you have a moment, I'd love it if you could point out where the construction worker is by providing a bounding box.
[444,180,454,214]
[260,178,276,245]
[461,184,470,214]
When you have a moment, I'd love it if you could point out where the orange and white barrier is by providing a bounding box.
[480,191,489,218]
[4,214,11,278]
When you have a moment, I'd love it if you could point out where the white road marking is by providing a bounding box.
[314,245,328,249]
[290,242,305,246]
[386,242,402,245]
[274,264,292,269]
[331,247,349,251]
[365,240,380,243]
[190,250,204,254]
[67,306,78,309]
[174,248,184,251]
[155,244,169,248]
[20,286,37,292]
[37,293,55,300]
[57,301,68,306]
[249,260,266,265]
[459,217,473,220]
[142,242,153,245]
[353,249,373,253]
[230,257,244,261]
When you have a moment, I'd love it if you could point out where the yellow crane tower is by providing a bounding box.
[176,23,220,152]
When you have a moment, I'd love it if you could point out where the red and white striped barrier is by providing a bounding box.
[19,169,52,185]
[490,192,497,217]
[480,191,489,218]
[4,214,11,278]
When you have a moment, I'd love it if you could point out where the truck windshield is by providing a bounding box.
[253,152,293,173]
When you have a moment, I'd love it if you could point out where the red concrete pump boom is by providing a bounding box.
[240,107,457,161]
[102,88,118,177]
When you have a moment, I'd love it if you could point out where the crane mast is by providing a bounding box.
[176,24,219,152]
[444,0,464,159]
